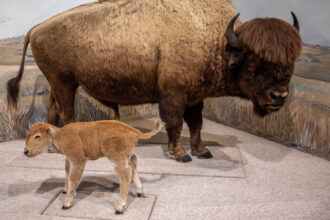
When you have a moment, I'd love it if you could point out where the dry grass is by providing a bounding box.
[290,99,330,158]
[203,80,330,159]
[203,93,293,143]
[0,99,47,141]
[0,88,159,142]
[75,89,159,122]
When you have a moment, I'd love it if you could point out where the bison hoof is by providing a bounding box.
[115,210,124,215]
[177,154,192,163]
[198,151,213,159]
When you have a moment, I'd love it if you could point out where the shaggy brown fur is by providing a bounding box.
[24,120,164,214]
[7,0,302,163]
[236,18,302,65]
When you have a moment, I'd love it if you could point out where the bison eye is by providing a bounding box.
[35,135,40,140]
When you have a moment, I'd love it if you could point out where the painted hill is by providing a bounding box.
[0,0,329,46]
[0,35,24,45]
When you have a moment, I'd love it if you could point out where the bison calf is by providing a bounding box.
[24,120,164,214]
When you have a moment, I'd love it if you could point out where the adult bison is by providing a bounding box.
[7,0,302,162]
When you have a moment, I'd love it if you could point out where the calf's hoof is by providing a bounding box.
[115,205,126,215]
[62,190,67,194]
[62,198,73,209]
[62,204,72,210]
[115,210,124,215]
[176,154,192,163]
[137,193,145,198]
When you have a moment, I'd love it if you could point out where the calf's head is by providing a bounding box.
[223,13,302,117]
[24,123,56,157]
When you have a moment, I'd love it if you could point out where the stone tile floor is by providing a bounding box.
[0,119,329,219]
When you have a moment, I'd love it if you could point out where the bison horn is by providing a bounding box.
[291,11,299,31]
[225,13,242,49]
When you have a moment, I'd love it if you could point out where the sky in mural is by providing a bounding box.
[0,0,329,46]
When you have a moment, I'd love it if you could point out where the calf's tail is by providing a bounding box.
[138,120,165,139]
[7,29,31,109]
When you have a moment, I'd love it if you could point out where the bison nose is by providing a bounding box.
[24,150,29,155]
[270,91,287,105]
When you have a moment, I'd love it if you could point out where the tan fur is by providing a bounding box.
[24,120,164,214]
[27,0,236,101]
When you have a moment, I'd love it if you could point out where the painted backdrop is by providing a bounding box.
[0,0,329,159]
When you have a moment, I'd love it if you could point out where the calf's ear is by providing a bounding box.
[47,127,54,135]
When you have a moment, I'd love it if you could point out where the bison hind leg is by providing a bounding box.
[100,101,120,120]
[48,80,78,125]
[47,91,60,126]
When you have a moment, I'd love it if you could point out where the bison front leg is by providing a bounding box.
[183,102,213,159]
[159,96,192,162]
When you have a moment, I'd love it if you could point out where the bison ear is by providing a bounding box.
[228,51,243,68]
[228,53,238,67]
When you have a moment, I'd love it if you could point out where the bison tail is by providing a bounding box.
[7,29,31,110]
[138,120,165,139]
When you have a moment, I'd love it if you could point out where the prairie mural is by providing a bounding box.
[0,38,329,159]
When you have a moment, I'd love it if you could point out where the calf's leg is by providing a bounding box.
[183,102,212,159]
[129,154,144,197]
[62,161,86,209]
[62,159,70,194]
[114,162,132,214]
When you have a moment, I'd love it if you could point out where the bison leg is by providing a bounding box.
[111,104,120,120]
[183,102,213,159]
[100,101,120,120]
[50,82,78,124]
[46,91,60,126]
[159,97,192,162]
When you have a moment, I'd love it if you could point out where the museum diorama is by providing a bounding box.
[0,0,329,219]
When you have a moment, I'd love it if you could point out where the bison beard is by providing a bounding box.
[253,102,270,117]
[6,0,302,162]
